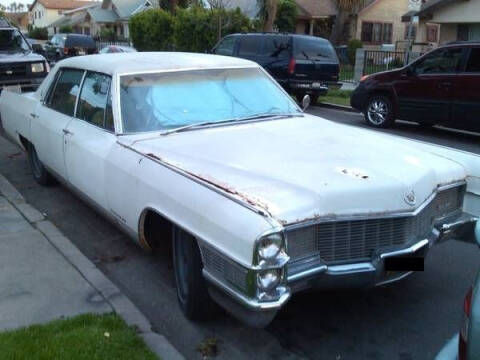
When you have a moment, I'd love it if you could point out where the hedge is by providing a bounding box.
[130,7,252,53]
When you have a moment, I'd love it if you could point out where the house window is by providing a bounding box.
[361,22,393,44]
[404,25,417,40]
[426,25,438,42]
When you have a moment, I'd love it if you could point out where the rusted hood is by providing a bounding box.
[124,115,467,225]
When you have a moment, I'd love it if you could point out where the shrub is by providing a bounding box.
[99,28,115,41]
[347,39,363,64]
[59,25,73,33]
[275,0,297,33]
[28,27,48,40]
[129,9,174,51]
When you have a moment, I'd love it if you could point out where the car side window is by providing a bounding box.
[261,36,290,58]
[414,48,464,75]
[215,36,235,56]
[465,48,480,73]
[76,71,112,130]
[238,37,259,57]
[47,69,84,116]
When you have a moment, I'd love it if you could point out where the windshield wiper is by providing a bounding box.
[161,113,301,136]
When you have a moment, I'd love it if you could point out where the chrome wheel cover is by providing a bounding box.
[367,99,388,125]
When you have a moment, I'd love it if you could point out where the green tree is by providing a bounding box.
[331,0,365,45]
[129,9,174,51]
[275,0,297,32]
[59,25,73,33]
[28,27,48,40]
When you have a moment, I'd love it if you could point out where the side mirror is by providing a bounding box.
[302,94,311,111]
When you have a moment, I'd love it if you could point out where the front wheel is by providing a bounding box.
[27,144,54,186]
[364,95,395,128]
[172,227,216,320]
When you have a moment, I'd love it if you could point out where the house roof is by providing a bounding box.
[4,11,28,22]
[87,7,119,22]
[419,0,462,14]
[29,0,98,11]
[112,0,148,19]
[295,0,337,19]
[49,11,87,27]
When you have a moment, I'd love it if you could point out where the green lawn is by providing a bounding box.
[318,89,353,107]
[0,314,158,360]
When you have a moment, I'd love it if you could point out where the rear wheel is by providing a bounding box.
[364,95,395,128]
[172,227,216,320]
[27,144,54,186]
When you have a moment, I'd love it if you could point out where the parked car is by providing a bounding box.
[436,222,480,360]
[44,33,96,62]
[0,18,49,92]
[212,33,340,103]
[1,53,478,328]
[351,41,480,132]
[99,45,136,54]
[26,38,46,58]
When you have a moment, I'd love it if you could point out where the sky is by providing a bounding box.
[1,1,33,10]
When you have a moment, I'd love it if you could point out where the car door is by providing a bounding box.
[63,71,116,211]
[394,47,464,124]
[451,46,480,131]
[30,68,84,180]
[257,35,291,87]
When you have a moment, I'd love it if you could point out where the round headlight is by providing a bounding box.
[257,269,282,291]
[258,233,283,261]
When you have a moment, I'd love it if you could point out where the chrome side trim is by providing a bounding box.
[288,264,327,282]
[203,269,291,311]
[376,271,414,287]
[326,262,376,275]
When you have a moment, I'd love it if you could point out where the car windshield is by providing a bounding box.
[119,67,301,134]
[0,29,30,53]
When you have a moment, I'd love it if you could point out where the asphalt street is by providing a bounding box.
[1,107,479,360]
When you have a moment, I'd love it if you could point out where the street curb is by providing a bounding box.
[0,173,184,360]
[314,102,360,113]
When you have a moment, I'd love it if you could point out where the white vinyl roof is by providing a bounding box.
[56,52,259,76]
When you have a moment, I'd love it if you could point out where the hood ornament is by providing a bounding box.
[404,190,416,206]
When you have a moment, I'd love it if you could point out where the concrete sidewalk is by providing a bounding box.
[0,173,183,359]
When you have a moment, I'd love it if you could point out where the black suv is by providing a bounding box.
[351,41,480,132]
[212,33,340,103]
[45,33,97,63]
[0,18,49,92]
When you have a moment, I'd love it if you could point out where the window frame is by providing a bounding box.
[75,70,114,133]
[44,68,86,117]
[426,25,438,43]
[361,21,393,45]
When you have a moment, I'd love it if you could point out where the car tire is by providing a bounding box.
[295,92,319,105]
[172,226,217,320]
[27,144,54,186]
[364,95,395,128]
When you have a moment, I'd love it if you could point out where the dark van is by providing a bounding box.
[351,41,480,133]
[212,33,340,103]
[45,33,97,63]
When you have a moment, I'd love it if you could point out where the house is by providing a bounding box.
[48,0,155,40]
[4,11,29,32]
[29,0,98,31]
[415,0,480,44]
[294,0,337,36]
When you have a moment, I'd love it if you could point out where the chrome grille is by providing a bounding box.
[200,244,248,292]
[287,185,464,273]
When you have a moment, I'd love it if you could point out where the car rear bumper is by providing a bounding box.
[287,80,339,95]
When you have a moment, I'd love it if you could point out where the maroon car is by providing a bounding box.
[350,41,480,132]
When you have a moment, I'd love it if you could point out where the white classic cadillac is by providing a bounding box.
[1,53,479,327]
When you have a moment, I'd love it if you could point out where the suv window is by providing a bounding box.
[215,36,235,56]
[414,47,464,75]
[465,48,480,73]
[47,69,84,116]
[261,36,290,58]
[0,29,30,52]
[293,37,336,61]
[76,71,113,129]
[238,36,259,56]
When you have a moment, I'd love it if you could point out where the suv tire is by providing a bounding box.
[364,95,395,128]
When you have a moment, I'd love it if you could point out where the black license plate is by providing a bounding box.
[384,256,424,271]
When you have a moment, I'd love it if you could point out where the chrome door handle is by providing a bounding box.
[62,129,73,135]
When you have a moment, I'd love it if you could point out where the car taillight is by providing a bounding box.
[459,286,473,360]
[288,58,296,74]
[63,47,69,55]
